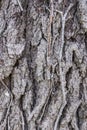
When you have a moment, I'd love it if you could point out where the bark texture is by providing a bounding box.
[0,0,87,130]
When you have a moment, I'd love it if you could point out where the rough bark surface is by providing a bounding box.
[0,0,87,130]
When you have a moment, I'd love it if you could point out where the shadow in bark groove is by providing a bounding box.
[20,95,28,130]
[76,104,83,130]
[32,78,38,110]
[84,32,87,51]
[65,67,73,90]
[58,103,69,129]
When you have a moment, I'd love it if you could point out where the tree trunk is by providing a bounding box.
[0,0,87,130]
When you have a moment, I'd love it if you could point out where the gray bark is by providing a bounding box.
[0,0,87,130]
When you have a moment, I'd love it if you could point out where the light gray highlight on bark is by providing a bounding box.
[78,0,87,32]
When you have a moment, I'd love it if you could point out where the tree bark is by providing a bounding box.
[0,0,87,130]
